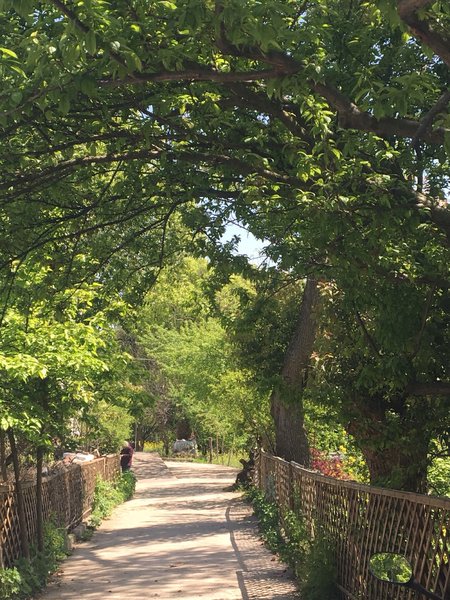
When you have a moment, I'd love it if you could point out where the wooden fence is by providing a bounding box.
[256,450,450,600]
[0,454,120,568]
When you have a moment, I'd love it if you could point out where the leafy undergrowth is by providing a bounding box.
[0,472,136,600]
[428,457,450,497]
[245,486,338,600]
[0,521,69,600]
[89,470,136,527]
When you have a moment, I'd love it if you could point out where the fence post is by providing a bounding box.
[288,461,294,511]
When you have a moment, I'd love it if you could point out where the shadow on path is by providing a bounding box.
[37,452,298,600]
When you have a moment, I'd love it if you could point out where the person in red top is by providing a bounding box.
[120,442,132,472]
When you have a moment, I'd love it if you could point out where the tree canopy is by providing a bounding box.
[0,0,449,492]
[1,0,448,289]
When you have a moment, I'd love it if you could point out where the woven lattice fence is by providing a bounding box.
[0,455,120,568]
[256,451,450,600]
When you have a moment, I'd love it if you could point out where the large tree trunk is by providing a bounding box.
[270,278,320,465]
[362,440,429,493]
[347,395,430,493]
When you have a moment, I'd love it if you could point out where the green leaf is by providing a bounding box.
[58,95,70,115]
[159,1,177,10]
[11,91,22,105]
[0,47,18,59]
[86,30,97,55]
[9,64,27,77]
[124,50,143,72]
[80,75,97,97]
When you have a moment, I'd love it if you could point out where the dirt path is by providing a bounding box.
[38,452,298,599]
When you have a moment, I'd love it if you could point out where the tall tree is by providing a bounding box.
[270,278,319,464]
[1,0,449,489]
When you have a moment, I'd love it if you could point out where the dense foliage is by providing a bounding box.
[132,257,270,455]
[0,0,448,492]
[89,471,137,527]
[246,486,338,600]
[0,521,69,600]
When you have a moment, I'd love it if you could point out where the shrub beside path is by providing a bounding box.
[37,452,298,599]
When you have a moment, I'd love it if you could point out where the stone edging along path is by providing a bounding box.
[37,452,299,599]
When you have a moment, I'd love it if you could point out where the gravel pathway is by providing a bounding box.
[37,452,299,599]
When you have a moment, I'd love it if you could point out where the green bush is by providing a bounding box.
[245,486,283,551]
[115,470,137,501]
[301,532,337,600]
[280,509,309,576]
[0,568,22,600]
[245,486,338,600]
[0,521,69,600]
[89,471,136,528]
[428,458,450,497]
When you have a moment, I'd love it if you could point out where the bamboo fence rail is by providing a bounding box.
[256,450,450,600]
[0,454,120,568]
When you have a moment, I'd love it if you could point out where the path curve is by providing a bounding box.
[37,452,298,599]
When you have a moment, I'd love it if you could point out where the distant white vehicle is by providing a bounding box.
[172,439,197,455]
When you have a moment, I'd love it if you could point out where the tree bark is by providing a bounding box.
[347,396,430,493]
[362,441,429,493]
[0,429,7,482]
[7,428,30,559]
[270,278,320,465]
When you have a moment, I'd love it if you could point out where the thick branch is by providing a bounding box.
[228,83,312,142]
[313,82,448,145]
[282,278,320,384]
[214,1,449,144]
[355,308,381,357]
[412,89,450,147]
[406,381,450,396]
[49,0,89,33]
[415,192,450,241]
[397,0,450,67]
[398,0,433,10]
[214,0,299,73]
[102,65,291,85]
[2,145,302,202]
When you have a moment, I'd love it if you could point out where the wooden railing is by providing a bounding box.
[256,450,450,600]
[0,454,120,568]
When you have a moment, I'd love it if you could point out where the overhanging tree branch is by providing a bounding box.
[397,0,450,67]
[313,82,448,145]
[412,89,450,147]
